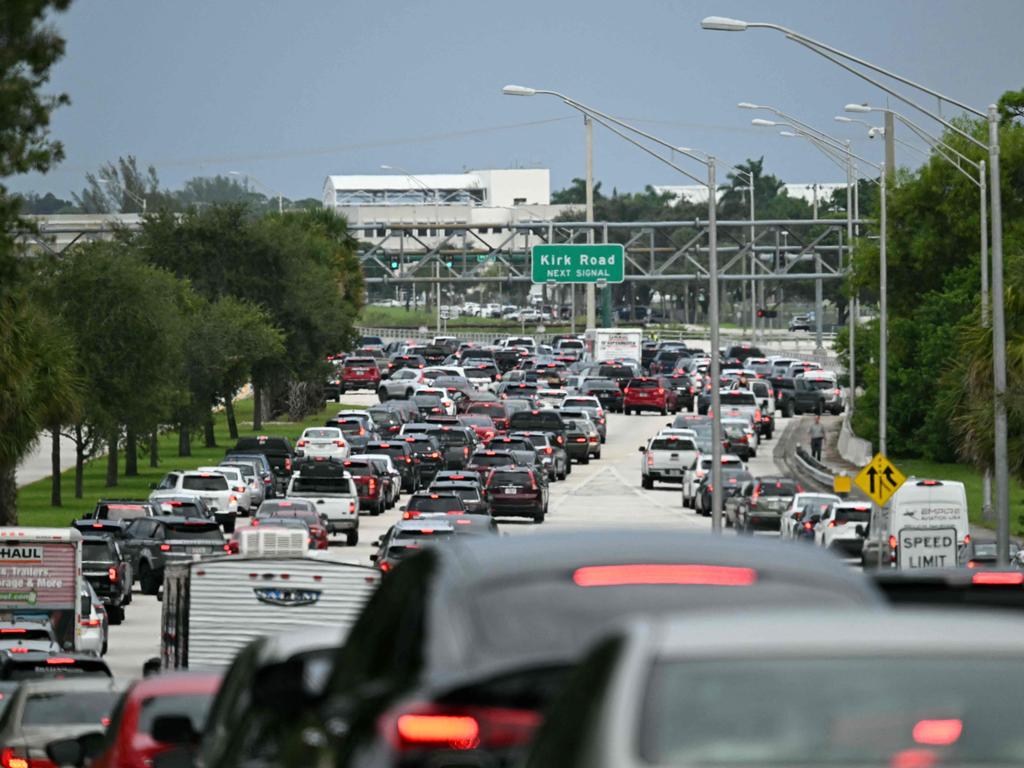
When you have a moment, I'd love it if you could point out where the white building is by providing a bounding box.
[322,168,576,249]
[653,182,846,209]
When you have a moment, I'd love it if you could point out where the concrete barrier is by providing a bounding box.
[837,413,873,467]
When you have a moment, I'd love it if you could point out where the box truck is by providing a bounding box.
[584,328,643,363]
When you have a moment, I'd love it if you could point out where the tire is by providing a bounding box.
[565,461,572,476]
[102,639,108,656]
[642,476,654,490]
[581,454,590,465]
[107,605,124,626]
[533,507,546,524]
[373,501,383,516]
[346,530,359,547]
[624,408,632,416]
[378,388,389,402]
[660,406,668,416]
[405,388,414,399]
[595,449,602,460]
[338,384,346,395]
[139,563,159,596]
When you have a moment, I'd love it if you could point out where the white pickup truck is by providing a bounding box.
[639,434,700,489]
[286,460,360,546]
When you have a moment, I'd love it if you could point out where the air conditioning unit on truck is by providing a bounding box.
[0,528,83,652]
[160,527,380,669]
[583,328,643,364]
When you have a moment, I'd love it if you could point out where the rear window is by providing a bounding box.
[509,412,564,431]
[345,358,376,366]
[182,475,229,492]
[96,503,149,521]
[757,480,799,497]
[598,365,631,378]
[336,421,366,434]
[368,411,401,426]
[807,379,838,390]
[627,379,658,389]
[408,496,465,513]
[721,392,757,406]
[467,403,507,417]
[303,429,341,439]
[428,430,469,447]
[6,659,111,680]
[291,477,353,495]
[441,487,480,503]
[165,523,224,541]
[137,692,214,736]
[342,462,373,476]
[156,501,204,517]
[367,445,408,460]
[835,508,871,524]
[82,542,114,562]
[650,438,697,451]
[471,453,515,467]
[488,471,531,487]
[22,690,119,725]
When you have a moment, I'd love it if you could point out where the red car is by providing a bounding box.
[623,376,680,415]
[342,458,386,515]
[338,356,380,392]
[465,402,509,431]
[90,672,221,768]
[458,414,497,443]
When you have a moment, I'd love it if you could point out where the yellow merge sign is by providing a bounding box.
[854,453,907,507]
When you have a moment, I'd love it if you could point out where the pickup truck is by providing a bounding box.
[771,376,826,416]
[285,460,360,546]
[716,390,768,437]
[639,435,700,489]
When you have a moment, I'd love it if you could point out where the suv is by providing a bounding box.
[425,426,475,470]
[222,452,276,499]
[426,481,487,514]
[230,436,295,493]
[815,501,871,557]
[151,471,238,532]
[639,434,699,489]
[337,355,381,393]
[580,378,624,413]
[402,491,467,519]
[339,458,387,516]
[623,377,679,415]
[485,467,548,523]
[121,516,226,594]
[509,431,569,481]
[364,440,417,492]
[507,409,567,449]
[80,535,132,625]
[734,477,802,533]
[286,459,360,545]
[465,449,518,481]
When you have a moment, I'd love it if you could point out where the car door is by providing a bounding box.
[121,519,153,573]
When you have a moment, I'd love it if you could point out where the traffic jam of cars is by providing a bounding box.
[0,328,1015,768]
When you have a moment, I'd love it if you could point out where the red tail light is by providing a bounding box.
[828,520,836,528]
[368,478,377,495]
[575,437,586,443]
[379,561,390,573]
[889,535,898,549]
[972,571,1024,585]
[573,564,757,587]
[530,472,538,491]
[803,521,814,530]
[160,544,172,552]
[381,702,541,752]
[107,567,118,583]
[80,618,101,628]
[335,440,346,447]
[646,452,654,467]
[285,457,292,472]
[2,748,29,768]
[297,439,307,448]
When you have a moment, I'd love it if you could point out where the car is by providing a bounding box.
[401,491,467,520]
[277,531,882,768]
[364,440,418,492]
[221,452,276,499]
[196,465,253,516]
[464,401,510,431]
[377,367,426,399]
[962,539,1022,568]
[285,460,360,545]
[295,427,350,462]
[79,582,108,657]
[80,534,132,625]
[354,454,402,508]
[682,454,745,509]
[639,433,699,489]
[733,476,802,533]
[401,434,445,486]
[73,671,223,768]
[788,313,813,331]
[365,404,406,438]
[523,608,1024,768]
[800,372,846,414]
[722,420,756,460]
[370,518,458,572]
[151,471,239,531]
[749,378,777,437]
[717,389,769,437]
[0,620,58,655]
[411,389,456,418]
[217,461,266,508]
[815,501,871,557]
[485,466,548,522]
[336,355,381,393]
[424,425,476,470]
[229,436,295,493]
[323,416,376,452]
[780,492,842,539]
[623,376,679,415]
[510,430,569,481]
[336,458,388,516]
[0,651,111,680]
[121,516,227,594]
[579,378,624,413]
[698,466,753,518]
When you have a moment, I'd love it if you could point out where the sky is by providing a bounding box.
[13,0,1024,202]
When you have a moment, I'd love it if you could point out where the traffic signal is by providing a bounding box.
[444,256,454,269]
[390,257,400,270]
[757,308,765,318]
[757,308,778,319]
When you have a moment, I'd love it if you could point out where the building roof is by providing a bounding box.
[325,173,482,192]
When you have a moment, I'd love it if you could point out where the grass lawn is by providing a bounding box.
[894,458,1024,537]
[16,399,366,528]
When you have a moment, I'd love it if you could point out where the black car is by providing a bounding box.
[486,467,549,522]
[509,430,569,481]
[364,440,417,492]
[384,354,427,378]
[580,379,624,413]
[427,480,488,514]
[402,435,444,485]
[230,436,295,493]
[401,491,467,519]
[120,516,226,594]
[80,535,132,625]
[698,468,753,517]
[465,449,518,482]
[562,419,592,464]
[425,426,475,470]
[369,518,457,573]
[593,362,634,390]
[366,405,405,438]
[265,531,881,768]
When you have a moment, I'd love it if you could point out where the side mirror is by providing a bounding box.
[638,447,646,453]
[142,657,162,677]
[665,422,672,427]
[369,553,378,563]
[152,715,199,745]
[399,505,406,512]
[855,524,866,537]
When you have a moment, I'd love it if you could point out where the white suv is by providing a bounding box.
[152,470,239,517]
[682,454,745,508]
[781,492,841,540]
[197,465,253,515]
[296,427,350,461]
[816,501,872,556]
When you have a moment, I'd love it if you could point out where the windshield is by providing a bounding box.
[82,542,113,562]
[22,690,118,726]
[640,658,1024,766]
[182,475,229,492]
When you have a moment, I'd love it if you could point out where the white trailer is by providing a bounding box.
[584,328,643,363]
[160,528,380,669]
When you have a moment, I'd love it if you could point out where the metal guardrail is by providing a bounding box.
[794,446,837,488]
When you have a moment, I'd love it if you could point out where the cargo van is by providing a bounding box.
[861,478,969,570]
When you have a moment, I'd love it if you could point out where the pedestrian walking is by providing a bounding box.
[809,414,825,461]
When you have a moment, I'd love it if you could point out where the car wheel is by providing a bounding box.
[660,406,668,416]
[580,454,590,465]
[338,384,346,395]
[373,502,383,516]
[107,605,124,626]
[139,563,159,596]
[346,530,359,546]
[565,461,572,476]
[595,449,602,460]
[378,388,389,402]
[533,507,545,524]
[642,476,654,490]
[405,388,414,398]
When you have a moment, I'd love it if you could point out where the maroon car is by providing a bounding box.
[485,467,548,523]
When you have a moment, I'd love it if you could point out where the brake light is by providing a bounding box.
[160,544,171,551]
[803,521,814,530]
[913,719,962,746]
[889,535,898,550]
[573,564,757,587]
[108,567,118,583]
[646,452,654,467]
[429,452,441,459]
[349,502,357,513]
[297,439,306,448]
[1,748,28,768]
[46,658,76,665]
[368,478,377,495]
[972,571,1024,585]
[0,629,25,635]
[336,440,346,447]
[285,457,292,472]
[575,437,586,443]
[80,618,101,628]
[382,702,540,752]
[530,472,538,491]
[828,520,836,528]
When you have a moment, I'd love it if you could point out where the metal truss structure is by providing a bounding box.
[353,217,868,286]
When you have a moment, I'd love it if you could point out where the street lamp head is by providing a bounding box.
[502,84,536,97]
[779,131,799,137]
[379,164,394,170]
[701,15,749,31]
[737,102,759,110]
[751,118,777,127]
[834,116,854,123]
[844,103,872,113]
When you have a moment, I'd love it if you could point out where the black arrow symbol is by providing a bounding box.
[882,466,898,489]
[865,466,878,494]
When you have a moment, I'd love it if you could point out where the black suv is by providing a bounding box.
[230,436,294,493]
[365,440,417,491]
[80,535,132,625]
[121,516,226,594]
[507,409,567,451]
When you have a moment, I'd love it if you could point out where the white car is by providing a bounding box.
[815,501,872,556]
[379,368,427,399]
[296,427,350,461]
[682,454,745,508]
[415,388,456,415]
[197,465,253,515]
[780,492,841,540]
[151,470,239,516]
[79,582,107,656]
[219,459,266,507]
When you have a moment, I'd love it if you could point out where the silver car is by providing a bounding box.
[78,582,107,656]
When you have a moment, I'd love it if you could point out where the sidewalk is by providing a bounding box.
[16,431,78,488]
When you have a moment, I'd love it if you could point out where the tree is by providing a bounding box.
[72,155,172,213]
[0,0,78,522]
[998,87,1024,126]
[551,177,604,205]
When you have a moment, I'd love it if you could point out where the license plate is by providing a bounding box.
[503,486,520,494]
[189,547,207,554]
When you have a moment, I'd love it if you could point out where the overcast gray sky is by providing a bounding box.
[14,0,1024,201]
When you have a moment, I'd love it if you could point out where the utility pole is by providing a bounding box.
[585,115,597,330]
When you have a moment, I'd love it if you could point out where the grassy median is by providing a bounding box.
[16,399,366,528]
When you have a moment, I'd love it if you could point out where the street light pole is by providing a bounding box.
[585,115,596,331]
[879,162,888,456]
[708,157,723,534]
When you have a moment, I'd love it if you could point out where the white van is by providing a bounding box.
[865,478,969,569]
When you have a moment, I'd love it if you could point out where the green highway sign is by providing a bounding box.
[531,244,625,284]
